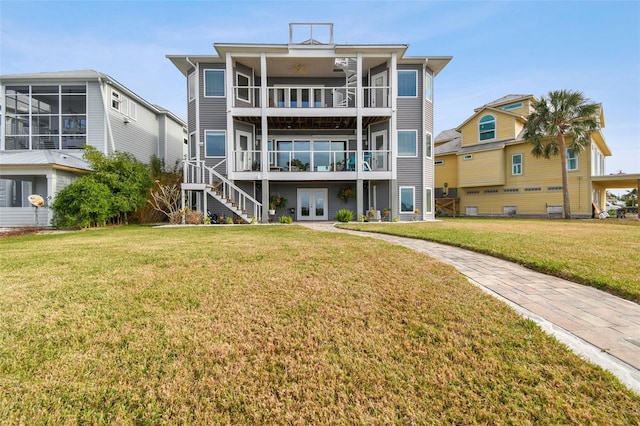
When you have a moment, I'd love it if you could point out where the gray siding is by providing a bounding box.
[110,99,159,163]
[164,117,186,167]
[199,63,227,133]
[396,65,425,219]
[87,81,106,152]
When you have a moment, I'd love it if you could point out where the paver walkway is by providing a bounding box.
[299,222,640,394]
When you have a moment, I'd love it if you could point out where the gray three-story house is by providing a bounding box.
[168,23,451,223]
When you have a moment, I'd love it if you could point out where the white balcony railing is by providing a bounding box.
[232,86,391,108]
[231,150,391,172]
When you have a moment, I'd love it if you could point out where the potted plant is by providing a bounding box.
[383,208,391,221]
[288,158,309,171]
[269,194,287,213]
[337,185,355,203]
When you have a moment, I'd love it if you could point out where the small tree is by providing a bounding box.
[148,182,182,222]
[523,90,599,219]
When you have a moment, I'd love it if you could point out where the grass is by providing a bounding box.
[341,218,640,303]
[1,225,639,424]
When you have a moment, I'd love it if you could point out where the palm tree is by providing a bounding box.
[523,90,599,219]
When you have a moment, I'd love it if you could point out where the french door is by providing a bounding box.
[297,188,328,221]
[235,130,253,171]
[371,71,387,107]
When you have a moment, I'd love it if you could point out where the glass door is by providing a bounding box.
[371,71,387,107]
[372,130,387,170]
[235,130,252,171]
[297,188,328,221]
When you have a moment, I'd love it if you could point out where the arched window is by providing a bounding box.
[479,115,496,141]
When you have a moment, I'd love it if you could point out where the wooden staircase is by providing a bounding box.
[183,160,262,223]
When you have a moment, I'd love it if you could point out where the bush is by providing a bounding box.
[186,210,203,224]
[279,215,293,224]
[52,179,113,228]
[336,209,354,223]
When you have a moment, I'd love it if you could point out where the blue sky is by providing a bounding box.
[1,0,639,180]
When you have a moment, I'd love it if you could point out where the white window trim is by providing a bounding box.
[189,131,197,160]
[204,129,227,158]
[111,89,121,111]
[435,159,444,165]
[397,129,418,157]
[425,131,433,159]
[425,187,433,214]
[479,114,496,142]
[127,101,137,121]
[188,71,197,102]
[425,71,433,102]
[512,153,523,175]
[567,148,579,170]
[204,69,225,98]
[235,71,251,103]
[399,186,415,213]
[397,70,418,98]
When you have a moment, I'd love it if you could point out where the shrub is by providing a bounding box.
[52,179,112,228]
[279,215,293,224]
[335,209,354,223]
[186,210,203,224]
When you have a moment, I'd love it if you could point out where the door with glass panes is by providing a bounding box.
[297,188,328,221]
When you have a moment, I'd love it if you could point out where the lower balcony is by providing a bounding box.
[232,149,391,173]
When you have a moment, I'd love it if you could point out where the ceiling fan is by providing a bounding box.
[288,63,308,74]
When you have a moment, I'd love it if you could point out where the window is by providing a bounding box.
[502,102,522,111]
[189,132,197,159]
[425,132,432,158]
[435,160,444,165]
[236,72,250,103]
[400,186,415,213]
[567,148,578,170]
[205,130,226,157]
[4,84,86,150]
[205,70,225,97]
[512,153,522,175]
[463,154,473,160]
[479,115,495,141]
[425,72,433,101]
[188,71,196,101]
[425,188,433,214]
[398,130,417,157]
[397,70,417,97]
[111,90,121,110]
[128,102,137,120]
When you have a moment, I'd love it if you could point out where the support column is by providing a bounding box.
[357,179,364,218]
[262,180,270,223]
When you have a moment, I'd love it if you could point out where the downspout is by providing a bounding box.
[97,77,116,153]
[185,57,198,212]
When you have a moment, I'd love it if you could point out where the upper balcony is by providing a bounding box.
[231,85,391,110]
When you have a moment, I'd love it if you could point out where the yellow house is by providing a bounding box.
[434,94,613,218]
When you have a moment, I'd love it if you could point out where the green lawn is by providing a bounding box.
[342,218,640,303]
[1,226,639,424]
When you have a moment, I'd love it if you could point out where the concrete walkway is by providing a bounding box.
[299,222,640,394]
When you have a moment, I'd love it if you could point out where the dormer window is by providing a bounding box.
[479,114,495,141]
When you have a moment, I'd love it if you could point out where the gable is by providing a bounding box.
[458,108,525,147]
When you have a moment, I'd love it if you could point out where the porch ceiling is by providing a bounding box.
[234,115,388,130]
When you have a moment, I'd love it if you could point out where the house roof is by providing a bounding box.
[435,129,461,144]
[473,94,534,112]
[0,150,91,172]
[434,130,461,155]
